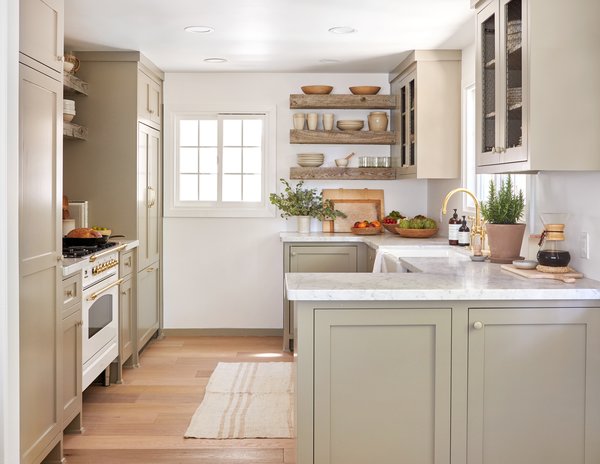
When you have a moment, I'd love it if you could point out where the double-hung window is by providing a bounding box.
[167,110,276,217]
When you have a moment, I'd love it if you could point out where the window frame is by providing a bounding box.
[165,105,277,218]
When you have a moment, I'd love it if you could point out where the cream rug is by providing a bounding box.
[184,362,295,439]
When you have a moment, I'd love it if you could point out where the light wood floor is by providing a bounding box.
[63,336,295,463]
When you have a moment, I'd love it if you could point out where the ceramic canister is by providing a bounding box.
[368,111,388,131]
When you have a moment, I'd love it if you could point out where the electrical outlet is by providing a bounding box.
[580,232,590,259]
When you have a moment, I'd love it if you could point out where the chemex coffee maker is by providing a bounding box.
[537,213,571,269]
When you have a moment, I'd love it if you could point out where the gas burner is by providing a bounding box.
[62,241,118,258]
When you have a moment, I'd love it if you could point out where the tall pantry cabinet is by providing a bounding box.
[63,51,163,362]
[18,0,64,463]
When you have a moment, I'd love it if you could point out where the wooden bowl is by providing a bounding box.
[383,223,400,234]
[351,226,383,235]
[349,86,381,95]
[301,85,333,95]
[395,228,438,238]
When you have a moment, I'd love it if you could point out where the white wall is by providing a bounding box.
[0,0,20,461]
[163,73,427,329]
[534,172,600,280]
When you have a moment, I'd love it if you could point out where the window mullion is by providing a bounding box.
[217,116,224,204]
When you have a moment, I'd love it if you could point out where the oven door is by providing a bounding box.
[82,274,122,363]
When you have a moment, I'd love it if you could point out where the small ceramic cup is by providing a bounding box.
[322,113,334,131]
[293,113,306,130]
[307,112,318,130]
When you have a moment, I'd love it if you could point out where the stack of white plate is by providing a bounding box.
[63,99,76,122]
[297,153,324,167]
[337,120,364,131]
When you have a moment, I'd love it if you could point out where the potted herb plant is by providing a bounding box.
[481,176,526,263]
[269,179,345,233]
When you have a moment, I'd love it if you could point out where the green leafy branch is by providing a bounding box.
[269,179,346,220]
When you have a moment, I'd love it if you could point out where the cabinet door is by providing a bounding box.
[138,70,162,127]
[19,0,64,75]
[137,123,161,270]
[19,64,63,463]
[289,246,358,273]
[119,276,134,363]
[314,308,452,464]
[468,307,600,464]
[392,72,417,176]
[62,309,82,428]
[137,264,160,353]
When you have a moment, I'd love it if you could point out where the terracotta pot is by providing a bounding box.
[485,223,526,263]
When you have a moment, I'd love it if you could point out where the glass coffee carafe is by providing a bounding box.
[537,213,571,267]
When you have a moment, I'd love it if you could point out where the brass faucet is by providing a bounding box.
[441,188,486,254]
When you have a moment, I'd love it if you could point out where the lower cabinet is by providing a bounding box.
[467,306,600,464]
[61,309,82,432]
[295,301,600,464]
[283,242,367,351]
[313,308,451,464]
[137,262,160,355]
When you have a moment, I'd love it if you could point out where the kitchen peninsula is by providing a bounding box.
[284,233,600,464]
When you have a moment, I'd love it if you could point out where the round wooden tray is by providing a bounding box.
[383,223,400,234]
[351,227,383,235]
[395,228,438,238]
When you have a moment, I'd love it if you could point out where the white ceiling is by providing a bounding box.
[64,0,474,73]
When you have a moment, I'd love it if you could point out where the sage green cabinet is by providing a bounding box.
[138,69,162,129]
[282,242,367,351]
[313,308,451,464]
[137,263,160,354]
[467,306,600,464]
[61,308,82,433]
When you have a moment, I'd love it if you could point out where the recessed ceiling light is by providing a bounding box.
[328,26,357,34]
[320,59,342,63]
[203,57,228,63]
[184,25,214,34]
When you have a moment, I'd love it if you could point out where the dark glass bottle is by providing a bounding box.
[458,215,470,247]
[448,208,459,246]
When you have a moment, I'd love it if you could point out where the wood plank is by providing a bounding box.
[63,72,89,95]
[63,122,88,140]
[322,188,385,232]
[290,167,396,180]
[290,129,396,145]
[289,94,396,109]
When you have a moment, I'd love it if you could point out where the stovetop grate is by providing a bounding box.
[62,241,118,258]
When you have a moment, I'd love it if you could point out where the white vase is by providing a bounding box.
[296,216,311,233]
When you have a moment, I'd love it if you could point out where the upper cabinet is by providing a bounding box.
[475,0,600,173]
[138,70,162,128]
[389,50,462,179]
[19,0,64,76]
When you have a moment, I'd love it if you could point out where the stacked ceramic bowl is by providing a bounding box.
[297,153,324,167]
[63,99,76,122]
[336,120,364,131]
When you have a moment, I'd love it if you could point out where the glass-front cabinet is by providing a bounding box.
[393,71,416,176]
[477,0,528,169]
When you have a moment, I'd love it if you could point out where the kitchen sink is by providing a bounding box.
[376,246,470,272]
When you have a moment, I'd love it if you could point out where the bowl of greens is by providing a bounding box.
[395,215,438,238]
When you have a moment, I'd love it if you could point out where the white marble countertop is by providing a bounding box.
[62,239,139,277]
[282,233,600,301]
[280,231,449,248]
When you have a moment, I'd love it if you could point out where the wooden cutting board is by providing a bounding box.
[322,189,384,233]
[501,264,583,283]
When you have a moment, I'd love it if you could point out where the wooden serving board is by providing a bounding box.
[322,189,384,233]
[501,264,583,283]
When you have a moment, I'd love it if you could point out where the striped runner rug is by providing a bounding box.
[184,362,295,439]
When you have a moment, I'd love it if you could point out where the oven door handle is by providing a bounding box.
[87,278,125,301]
[89,243,128,262]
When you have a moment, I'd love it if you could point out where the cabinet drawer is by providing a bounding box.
[289,246,358,273]
[62,273,81,312]
[120,250,135,278]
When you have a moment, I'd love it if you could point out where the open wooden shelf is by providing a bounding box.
[290,129,396,145]
[63,72,88,96]
[290,167,396,180]
[290,94,396,109]
[63,122,88,140]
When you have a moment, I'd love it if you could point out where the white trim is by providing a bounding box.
[1,0,20,462]
[462,83,477,213]
[164,105,277,218]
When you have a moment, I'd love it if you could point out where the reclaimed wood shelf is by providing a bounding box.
[290,129,396,145]
[63,122,88,140]
[290,94,396,109]
[290,167,396,180]
[63,72,88,96]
